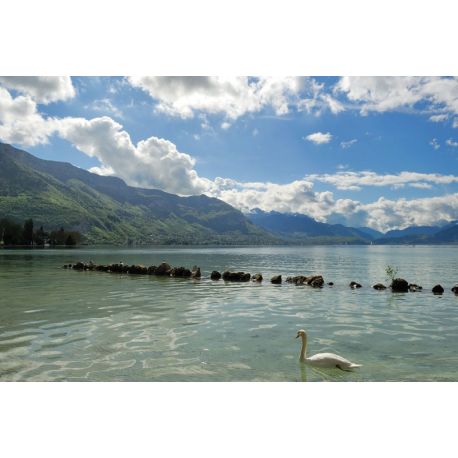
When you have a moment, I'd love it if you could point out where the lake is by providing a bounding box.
[1,245,458,381]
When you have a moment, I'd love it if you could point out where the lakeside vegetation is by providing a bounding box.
[0,217,81,247]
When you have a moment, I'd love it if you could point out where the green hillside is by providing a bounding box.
[0,143,277,245]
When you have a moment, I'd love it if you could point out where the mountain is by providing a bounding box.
[0,143,277,245]
[246,209,372,244]
[356,226,384,239]
[383,225,439,238]
[374,221,458,244]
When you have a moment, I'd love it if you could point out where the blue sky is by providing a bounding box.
[1,76,458,231]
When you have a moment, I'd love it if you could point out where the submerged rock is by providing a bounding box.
[271,275,282,284]
[222,271,251,282]
[451,285,458,295]
[210,270,221,280]
[155,262,172,276]
[308,275,324,288]
[328,282,334,286]
[170,266,192,277]
[252,273,263,282]
[73,261,85,270]
[409,283,422,292]
[349,281,362,289]
[432,284,444,295]
[129,264,147,274]
[286,275,307,285]
[373,283,387,290]
[391,278,408,292]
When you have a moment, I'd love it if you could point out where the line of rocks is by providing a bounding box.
[64,261,201,278]
[63,262,458,295]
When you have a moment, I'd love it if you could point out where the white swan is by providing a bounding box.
[296,329,362,371]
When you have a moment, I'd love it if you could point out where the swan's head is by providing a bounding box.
[296,329,307,339]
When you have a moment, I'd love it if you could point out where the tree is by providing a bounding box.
[23,218,34,245]
[65,234,76,246]
[35,226,48,246]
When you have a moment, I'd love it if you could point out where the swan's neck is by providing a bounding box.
[300,335,307,362]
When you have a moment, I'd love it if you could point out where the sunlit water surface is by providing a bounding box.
[1,245,458,381]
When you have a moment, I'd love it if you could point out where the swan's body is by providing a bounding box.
[296,330,361,371]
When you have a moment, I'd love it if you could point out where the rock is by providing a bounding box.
[373,283,387,290]
[349,281,362,289]
[391,278,409,292]
[129,265,147,274]
[271,275,282,284]
[409,283,422,292]
[328,282,334,286]
[432,284,444,295]
[308,275,324,288]
[170,267,192,277]
[222,271,251,282]
[147,265,157,275]
[286,275,306,285]
[155,262,172,276]
[210,270,221,280]
[63,264,68,269]
[73,261,85,270]
[191,266,201,279]
[252,273,263,282]
[451,285,458,295]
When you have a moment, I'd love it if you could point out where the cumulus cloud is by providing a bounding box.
[305,131,332,144]
[360,194,458,231]
[56,116,211,195]
[296,78,345,115]
[0,87,58,146]
[306,170,458,191]
[340,139,357,149]
[446,138,458,147]
[127,76,305,120]
[335,76,458,117]
[0,76,75,104]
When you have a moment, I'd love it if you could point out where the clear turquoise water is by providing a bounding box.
[1,245,458,381]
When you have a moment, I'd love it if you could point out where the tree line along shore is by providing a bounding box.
[0,218,81,247]
[64,260,458,296]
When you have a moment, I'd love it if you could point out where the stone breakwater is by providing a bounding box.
[62,262,458,295]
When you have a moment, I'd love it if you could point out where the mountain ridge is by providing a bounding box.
[0,143,277,245]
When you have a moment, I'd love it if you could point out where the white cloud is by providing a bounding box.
[446,138,458,147]
[360,194,458,232]
[305,170,458,190]
[56,116,211,195]
[252,128,259,137]
[454,118,458,128]
[0,87,58,146]
[305,131,332,144]
[127,76,304,120]
[0,76,75,104]
[297,79,345,115]
[221,121,231,130]
[335,76,458,116]
[85,98,123,118]
[340,139,357,149]
[429,114,448,122]
[430,138,440,150]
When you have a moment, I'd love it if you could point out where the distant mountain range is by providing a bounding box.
[246,209,374,244]
[245,209,458,245]
[1,142,457,245]
[0,143,276,245]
